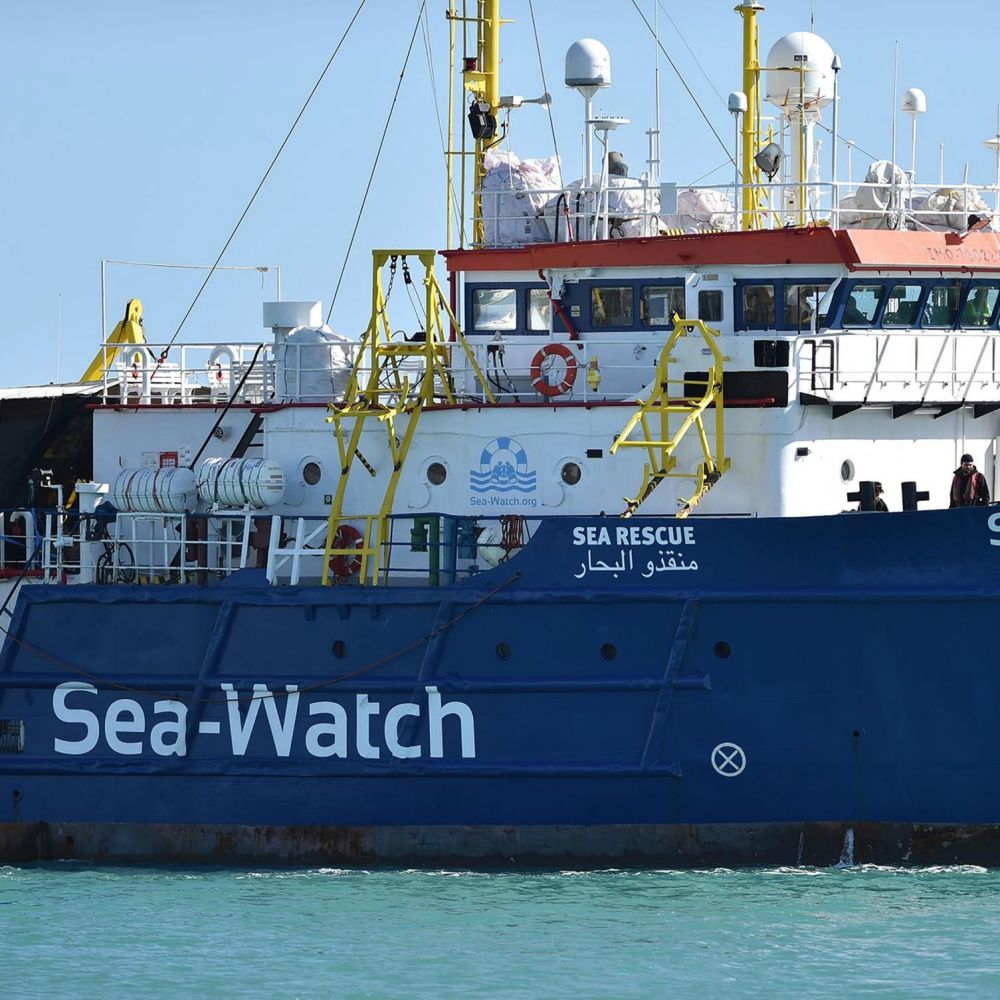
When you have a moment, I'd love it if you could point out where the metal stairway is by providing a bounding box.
[611,316,732,518]
[322,250,493,586]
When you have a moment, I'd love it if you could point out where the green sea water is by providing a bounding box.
[2,864,998,998]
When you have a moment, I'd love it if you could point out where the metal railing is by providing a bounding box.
[475,178,1000,246]
[798,331,1000,401]
[18,510,535,589]
[95,341,364,406]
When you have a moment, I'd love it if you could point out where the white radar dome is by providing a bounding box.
[765,31,835,113]
[902,88,927,114]
[565,39,611,93]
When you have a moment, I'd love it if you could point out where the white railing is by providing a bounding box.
[36,512,259,584]
[799,331,1000,402]
[265,516,328,586]
[475,178,1000,247]
[96,341,364,406]
[100,342,274,405]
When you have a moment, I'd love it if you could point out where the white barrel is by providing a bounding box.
[109,467,198,514]
[197,457,286,509]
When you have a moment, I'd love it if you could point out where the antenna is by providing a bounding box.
[565,38,612,186]
[890,41,899,168]
[648,0,662,186]
[831,53,842,227]
[56,293,62,383]
[983,104,1000,220]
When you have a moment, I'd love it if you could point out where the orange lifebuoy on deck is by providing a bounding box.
[329,523,364,578]
[530,343,578,398]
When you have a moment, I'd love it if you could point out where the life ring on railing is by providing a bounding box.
[328,523,364,578]
[207,345,236,392]
[530,343,578,398]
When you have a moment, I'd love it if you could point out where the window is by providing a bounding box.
[882,284,923,327]
[472,288,517,330]
[961,284,1000,327]
[842,284,882,326]
[528,288,551,331]
[591,286,633,327]
[641,286,685,326]
[784,283,831,329]
[742,285,775,326]
[698,290,723,323]
[922,281,962,327]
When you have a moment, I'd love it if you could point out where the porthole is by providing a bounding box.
[427,462,447,486]
[840,460,855,483]
[600,643,617,661]
[713,641,732,659]
[561,462,582,486]
[496,642,512,660]
[331,640,346,658]
[303,461,322,486]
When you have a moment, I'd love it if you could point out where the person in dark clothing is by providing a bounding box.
[950,453,991,507]
[873,482,889,512]
[857,481,889,512]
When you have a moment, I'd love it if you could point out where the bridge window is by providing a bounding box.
[641,286,685,326]
[882,284,923,327]
[961,284,1000,327]
[528,288,551,332]
[843,284,882,326]
[472,288,517,330]
[591,286,633,327]
[698,290,723,323]
[742,285,775,326]
[784,283,831,329]
[922,281,962,327]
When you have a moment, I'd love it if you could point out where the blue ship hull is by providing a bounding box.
[2,507,1000,866]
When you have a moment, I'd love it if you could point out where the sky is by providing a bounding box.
[4,0,1000,388]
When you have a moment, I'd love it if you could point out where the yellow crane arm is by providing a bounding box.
[80,298,146,382]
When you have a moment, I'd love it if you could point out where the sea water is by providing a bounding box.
[3,865,999,998]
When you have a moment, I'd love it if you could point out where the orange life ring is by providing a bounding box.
[530,343,578,398]
[329,523,364,578]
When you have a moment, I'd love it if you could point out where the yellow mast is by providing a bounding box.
[446,3,457,248]
[462,0,503,245]
[735,3,764,230]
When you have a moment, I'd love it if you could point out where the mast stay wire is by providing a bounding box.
[149,0,369,364]
[327,0,427,325]
[655,0,727,107]
[419,4,463,238]
[628,0,735,167]
[526,0,563,186]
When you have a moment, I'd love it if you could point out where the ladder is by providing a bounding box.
[322,250,493,585]
[611,316,732,518]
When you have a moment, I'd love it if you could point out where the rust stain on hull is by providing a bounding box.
[4,821,1000,867]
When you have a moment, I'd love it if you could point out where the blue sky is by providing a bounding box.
[4,0,1000,387]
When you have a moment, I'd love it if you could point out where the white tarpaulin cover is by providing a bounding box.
[480,150,562,246]
[918,187,992,231]
[275,325,353,402]
[840,160,909,229]
[661,188,736,232]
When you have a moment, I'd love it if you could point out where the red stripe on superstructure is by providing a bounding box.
[444,226,854,272]
[443,227,1000,274]
[840,230,1000,272]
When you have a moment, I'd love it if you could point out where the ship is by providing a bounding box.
[3,1,1000,867]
